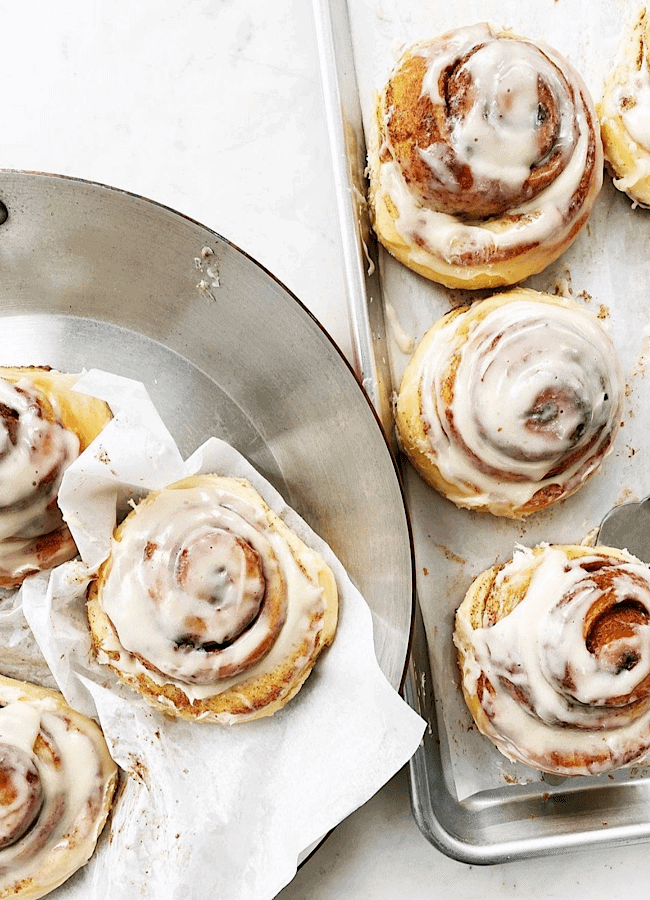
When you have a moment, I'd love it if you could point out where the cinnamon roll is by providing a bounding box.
[368,23,603,288]
[454,544,650,776]
[0,367,112,587]
[598,7,650,207]
[395,288,623,517]
[86,475,339,723]
[0,673,117,898]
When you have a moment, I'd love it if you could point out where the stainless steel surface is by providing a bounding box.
[311,0,394,447]
[0,168,413,693]
[599,498,650,563]
[313,0,650,865]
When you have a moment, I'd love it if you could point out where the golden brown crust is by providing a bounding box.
[384,46,574,219]
[368,24,603,289]
[395,289,623,517]
[0,674,117,899]
[598,7,650,206]
[0,368,112,587]
[455,545,650,776]
[87,475,338,723]
[0,367,112,454]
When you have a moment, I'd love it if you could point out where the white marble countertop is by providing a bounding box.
[3,1,650,897]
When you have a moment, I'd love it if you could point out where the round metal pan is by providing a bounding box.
[0,169,413,692]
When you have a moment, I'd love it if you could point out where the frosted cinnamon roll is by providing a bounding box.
[395,289,623,517]
[368,23,603,288]
[0,367,112,587]
[598,7,650,207]
[455,544,650,776]
[0,673,117,898]
[87,474,339,723]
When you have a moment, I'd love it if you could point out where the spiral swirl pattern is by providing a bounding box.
[395,289,623,517]
[87,475,338,722]
[454,544,650,776]
[0,377,78,586]
[369,23,603,288]
[0,369,112,587]
[0,675,117,899]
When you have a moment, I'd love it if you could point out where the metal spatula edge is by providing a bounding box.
[598,496,650,563]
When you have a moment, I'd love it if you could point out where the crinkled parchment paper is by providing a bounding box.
[346,0,650,799]
[8,369,425,900]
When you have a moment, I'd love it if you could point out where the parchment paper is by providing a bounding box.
[10,370,425,900]
[346,0,650,799]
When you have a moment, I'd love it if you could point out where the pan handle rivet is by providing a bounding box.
[0,201,7,225]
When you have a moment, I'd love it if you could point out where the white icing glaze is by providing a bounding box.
[0,684,116,897]
[600,8,650,202]
[418,31,576,193]
[606,7,650,150]
[385,302,415,354]
[0,377,79,583]
[378,23,601,271]
[96,480,327,704]
[0,378,79,540]
[455,546,650,774]
[619,70,650,150]
[415,295,623,513]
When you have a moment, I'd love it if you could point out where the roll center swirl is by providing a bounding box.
[446,301,618,478]
[172,529,266,647]
[525,385,589,443]
[540,561,650,712]
[101,485,291,685]
[585,599,650,675]
[0,379,78,537]
[0,743,43,850]
[390,35,579,218]
[443,43,568,199]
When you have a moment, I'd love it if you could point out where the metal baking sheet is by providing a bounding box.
[313,0,650,864]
